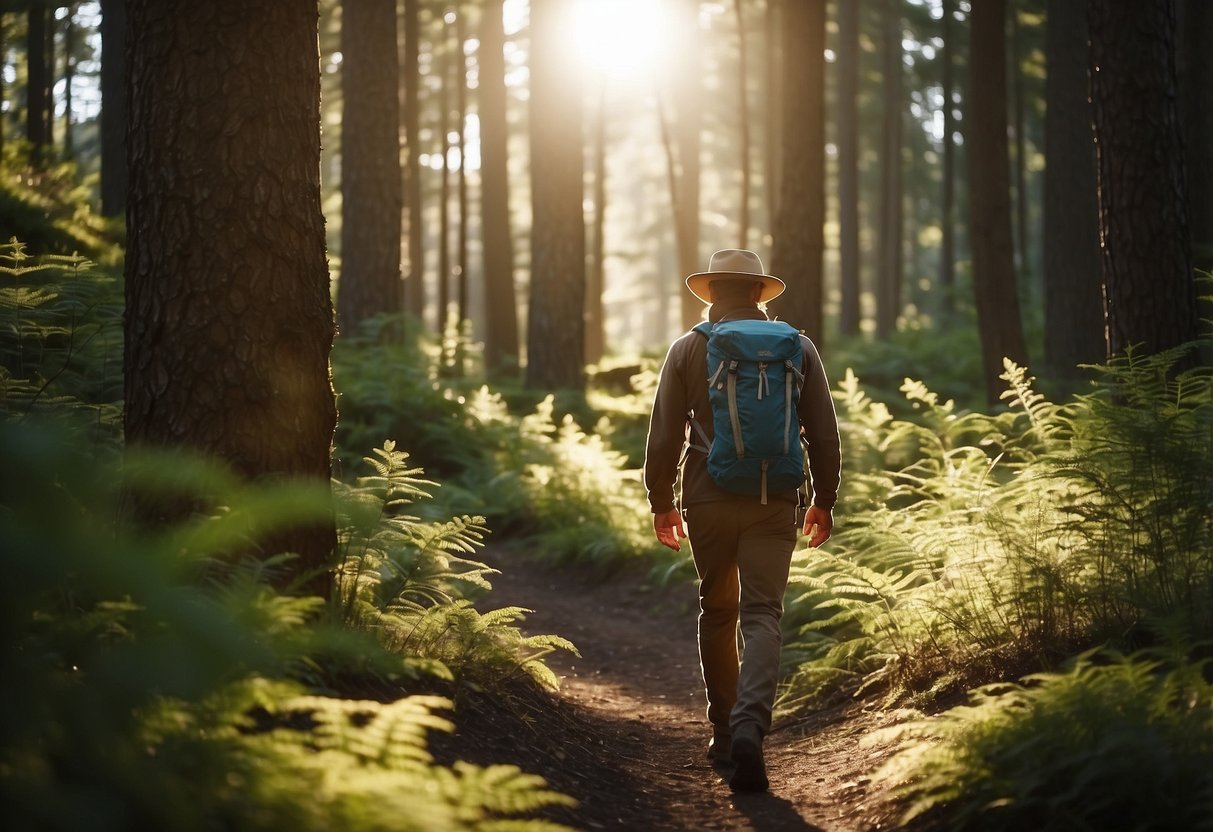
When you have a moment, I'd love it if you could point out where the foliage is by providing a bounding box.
[0,238,123,445]
[334,439,578,689]
[0,422,575,832]
[873,651,1213,831]
[779,344,1213,709]
[333,315,679,577]
[0,147,122,264]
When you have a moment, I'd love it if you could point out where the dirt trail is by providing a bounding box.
[457,549,907,832]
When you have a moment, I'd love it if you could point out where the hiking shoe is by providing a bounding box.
[707,731,732,764]
[729,734,769,792]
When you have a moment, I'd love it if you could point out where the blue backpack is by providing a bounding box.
[689,320,806,503]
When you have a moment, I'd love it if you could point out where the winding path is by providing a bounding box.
[470,549,904,831]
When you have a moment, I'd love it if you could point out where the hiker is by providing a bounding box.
[642,249,842,793]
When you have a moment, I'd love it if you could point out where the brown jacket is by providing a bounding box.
[643,304,841,514]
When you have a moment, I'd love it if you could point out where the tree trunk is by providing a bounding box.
[125,0,337,591]
[837,0,861,337]
[438,34,452,337]
[1176,0,1213,286]
[1043,0,1103,377]
[586,82,607,367]
[455,5,469,333]
[337,0,402,334]
[478,0,518,376]
[1009,1,1030,274]
[526,0,586,392]
[939,0,956,318]
[875,0,903,339]
[768,0,825,343]
[26,0,49,164]
[969,0,1029,404]
[63,5,75,159]
[0,14,6,153]
[673,0,702,332]
[1088,0,1197,358]
[734,0,751,250]
[99,0,127,217]
[764,0,782,238]
[402,0,425,321]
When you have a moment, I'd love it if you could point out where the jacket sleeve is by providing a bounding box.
[798,335,842,510]
[643,337,690,514]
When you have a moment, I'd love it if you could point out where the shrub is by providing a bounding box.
[874,651,1213,832]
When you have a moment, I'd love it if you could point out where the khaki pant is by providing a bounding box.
[685,500,797,740]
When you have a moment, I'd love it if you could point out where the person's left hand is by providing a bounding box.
[803,505,833,548]
[653,509,686,551]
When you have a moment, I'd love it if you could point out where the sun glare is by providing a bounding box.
[571,0,670,84]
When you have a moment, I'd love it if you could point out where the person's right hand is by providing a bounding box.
[803,505,833,548]
[653,509,686,551]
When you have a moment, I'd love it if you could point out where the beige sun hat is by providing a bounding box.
[685,248,786,304]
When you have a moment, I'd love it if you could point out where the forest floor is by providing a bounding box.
[428,548,917,831]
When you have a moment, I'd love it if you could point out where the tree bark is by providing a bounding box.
[939,0,957,318]
[1088,0,1197,358]
[455,5,469,332]
[125,0,337,590]
[1176,0,1213,284]
[734,0,751,250]
[402,0,425,321]
[764,0,782,239]
[63,5,75,159]
[837,0,861,337]
[768,0,825,343]
[586,82,607,367]
[338,0,402,334]
[526,0,586,392]
[969,0,1029,403]
[478,0,519,376]
[437,31,452,337]
[673,0,702,332]
[1043,0,1103,377]
[99,0,127,217]
[875,0,903,339]
[1009,1,1030,274]
[26,0,49,164]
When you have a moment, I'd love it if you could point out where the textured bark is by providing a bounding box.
[1176,0,1213,281]
[969,0,1029,404]
[837,0,861,336]
[672,0,702,332]
[734,0,751,249]
[768,0,825,343]
[1009,2,1030,273]
[63,7,75,158]
[402,0,425,320]
[875,0,903,339]
[124,0,337,587]
[478,0,518,376]
[338,0,402,333]
[586,84,607,367]
[526,0,586,392]
[26,0,49,163]
[1043,0,1104,377]
[455,7,469,330]
[99,0,127,216]
[939,0,957,317]
[438,35,452,336]
[1088,0,1197,358]
[764,0,782,234]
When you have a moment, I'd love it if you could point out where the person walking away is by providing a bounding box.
[642,249,841,792]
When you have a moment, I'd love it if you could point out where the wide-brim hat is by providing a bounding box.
[685,249,786,303]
